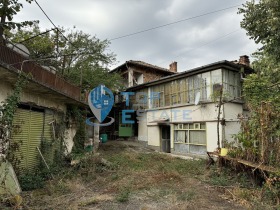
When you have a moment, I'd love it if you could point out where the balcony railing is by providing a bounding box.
[0,45,81,101]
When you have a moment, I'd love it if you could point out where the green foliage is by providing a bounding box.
[69,106,87,155]
[0,74,27,126]
[116,187,130,203]
[233,0,280,168]
[0,74,27,167]
[7,25,124,91]
[243,74,280,108]
[8,23,55,58]
[0,0,36,43]
[229,72,280,166]
[239,0,280,60]
[18,170,46,191]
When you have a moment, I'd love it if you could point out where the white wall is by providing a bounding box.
[147,125,160,146]
[137,112,148,141]
[136,102,244,153]
[206,122,222,152]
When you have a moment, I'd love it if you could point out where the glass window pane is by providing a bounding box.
[202,72,210,86]
[193,74,201,89]
[228,71,234,85]
[200,123,206,129]
[175,131,186,143]
[212,69,222,84]
[189,130,206,144]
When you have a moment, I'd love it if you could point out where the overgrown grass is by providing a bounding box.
[205,165,280,209]
[7,142,280,209]
[106,152,205,176]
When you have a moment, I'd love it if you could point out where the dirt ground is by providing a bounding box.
[6,140,249,210]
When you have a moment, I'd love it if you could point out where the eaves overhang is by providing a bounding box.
[126,60,254,91]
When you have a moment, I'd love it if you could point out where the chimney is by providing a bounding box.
[238,55,250,66]
[169,61,177,73]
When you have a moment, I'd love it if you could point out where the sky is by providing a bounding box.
[13,0,259,72]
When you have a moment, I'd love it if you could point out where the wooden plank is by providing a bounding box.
[219,155,279,173]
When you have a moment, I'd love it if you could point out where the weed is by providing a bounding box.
[79,198,98,206]
[111,174,119,181]
[18,170,46,191]
[177,190,196,201]
[45,180,71,196]
[116,187,130,202]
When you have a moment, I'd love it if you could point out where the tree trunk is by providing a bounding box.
[0,0,8,45]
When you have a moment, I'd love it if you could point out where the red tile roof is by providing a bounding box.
[111,60,176,75]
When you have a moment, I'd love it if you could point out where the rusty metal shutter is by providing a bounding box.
[12,108,44,171]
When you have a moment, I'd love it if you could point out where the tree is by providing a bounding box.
[8,25,124,91]
[238,0,280,60]
[0,0,35,44]
[228,1,280,168]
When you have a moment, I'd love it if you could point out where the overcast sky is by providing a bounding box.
[14,0,259,72]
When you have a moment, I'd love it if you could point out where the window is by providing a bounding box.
[171,81,178,105]
[133,89,148,109]
[144,69,240,109]
[164,82,171,106]
[223,70,241,99]
[151,85,164,108]
[201,72,211,100]
[174,123,206,154]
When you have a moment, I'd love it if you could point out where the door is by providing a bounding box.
[12,108,44,171]
[161,125,170,153]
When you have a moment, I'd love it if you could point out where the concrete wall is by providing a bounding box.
[206,122,221,152]
[136,102,244,154]
[0,81,66,112]
[137,113,148,141]
[147,125,160,147]
[223,102,244,143]
[21,90,66,112]
[0,82,12,104]
[0,81,78,154]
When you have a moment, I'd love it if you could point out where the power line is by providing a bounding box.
[34,0,57,28]
[158,29,241,66]
[34,0,73,47]
[19,28,56,43]
[109,4,242,41]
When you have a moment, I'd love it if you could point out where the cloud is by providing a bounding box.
[15,0,259,71]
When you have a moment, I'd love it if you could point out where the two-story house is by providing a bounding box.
[121,56,253,155]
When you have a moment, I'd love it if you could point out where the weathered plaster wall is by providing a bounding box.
[147,125,160,147]
[21,91,66,112]
[0,82,12,104]
[137,102,244,154]
[0,81,79,154]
